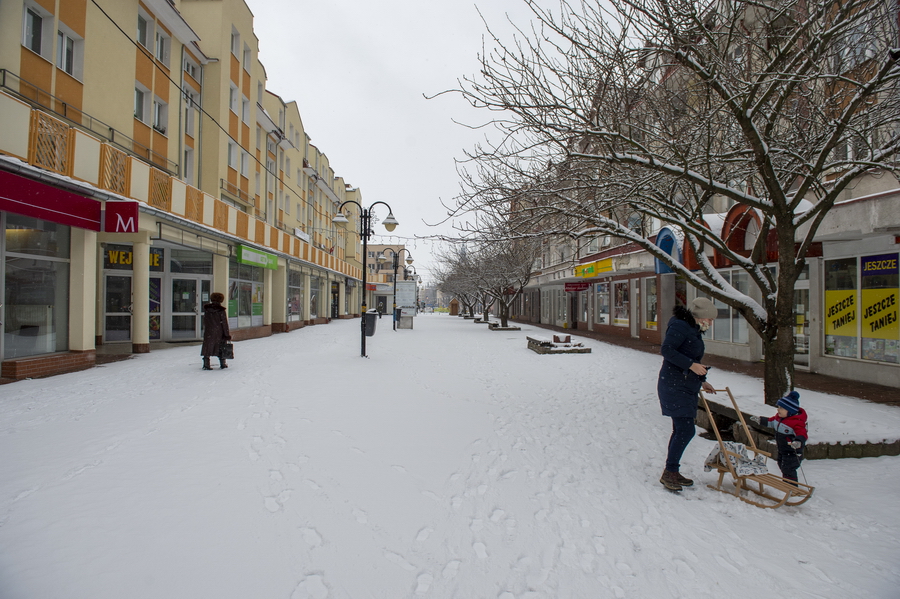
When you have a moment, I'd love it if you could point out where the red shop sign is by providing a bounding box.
[0,170,101,230]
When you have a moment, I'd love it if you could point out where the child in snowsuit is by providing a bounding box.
[752,391,808,483]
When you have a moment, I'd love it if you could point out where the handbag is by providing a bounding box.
[218,340,235,360]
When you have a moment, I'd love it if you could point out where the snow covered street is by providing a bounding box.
[1,314,899,598]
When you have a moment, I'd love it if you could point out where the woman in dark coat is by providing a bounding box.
[201,292,231,370]
[657,297,718,491]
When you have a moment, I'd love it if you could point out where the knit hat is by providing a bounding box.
[210,292,225,303]
[776,391,801,415]
[689,297,718,320]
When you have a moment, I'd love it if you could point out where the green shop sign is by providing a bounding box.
[237,245,278,270]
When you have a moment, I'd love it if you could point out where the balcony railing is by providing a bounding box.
[0,69,177,174]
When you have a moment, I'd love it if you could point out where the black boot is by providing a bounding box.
[219,359,228,369]
[202,357,212,370]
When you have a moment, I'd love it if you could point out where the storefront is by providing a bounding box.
[3,213,71,358]
[229,245,276,330]
[101,243,214,343]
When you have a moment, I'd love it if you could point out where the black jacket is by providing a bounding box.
[657,305,707,418]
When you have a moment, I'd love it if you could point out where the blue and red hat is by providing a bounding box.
[776,391,801,416]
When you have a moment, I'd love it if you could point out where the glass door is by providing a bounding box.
[105,275,132,342]
[171,278,210,340]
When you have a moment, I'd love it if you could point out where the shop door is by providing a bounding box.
[171,278,210,340]
[331,282,340,319]
[104,275,163,342]
[793,287,811,369]
[104,275,132,342]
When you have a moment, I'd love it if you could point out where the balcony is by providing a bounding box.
[0,69,177,174]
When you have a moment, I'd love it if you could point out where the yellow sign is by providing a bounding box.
[824,290,857,336]
[575,259,613,278]
[861,288,899,340]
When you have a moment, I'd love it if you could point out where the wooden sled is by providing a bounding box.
[700,388,814,509]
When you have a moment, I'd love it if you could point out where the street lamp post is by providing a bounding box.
[333,201,398,356]
[378,248,413,331]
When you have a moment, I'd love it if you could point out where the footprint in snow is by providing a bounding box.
[414,572,433,596]
[300,527,323,547]
[442,560,460,580]
[392,465,406,473]
[384,551,416,572]
[415,527,433,542]
[291,574,328,599]
[353,508,368,524]
[473,542,488,559]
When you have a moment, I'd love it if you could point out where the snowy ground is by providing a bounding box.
[1,314,899,599]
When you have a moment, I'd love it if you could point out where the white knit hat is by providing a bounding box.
[689,297,718,319]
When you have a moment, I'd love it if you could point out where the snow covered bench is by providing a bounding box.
[526,336,591,354]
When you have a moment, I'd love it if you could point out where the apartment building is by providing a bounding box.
[0,0,366,379]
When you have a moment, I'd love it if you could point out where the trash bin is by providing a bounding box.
[364,310,378,337]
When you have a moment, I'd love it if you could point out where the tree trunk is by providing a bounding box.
[500,303,509,327]
[762,331,794,406]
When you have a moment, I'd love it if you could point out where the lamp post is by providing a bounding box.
[377,248,413,331]
[333,201,398,356]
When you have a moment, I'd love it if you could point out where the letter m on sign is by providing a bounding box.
[104,202,139,233]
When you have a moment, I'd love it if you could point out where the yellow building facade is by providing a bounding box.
[0,0,366,378]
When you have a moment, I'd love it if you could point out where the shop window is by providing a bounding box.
[860,253,899,363]
[4,214,71,358]
[643,277,658,330]
[309,276,320,319]
[228,258,264,328]
[824,258,859,358]
[288,267,304,322]
[594,282,609,324]
[613,281,629,327]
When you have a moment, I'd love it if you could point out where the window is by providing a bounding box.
[241,96,250,123]
[134,86,149,122]
[229,85,239,113]
[152,98,167,134]
[230,28,240,56]
[57,31,75,75]
[643,277,658,330]
[613,281,629,326]
[288,266,305,322]
[825,258,859,358]
[242,43,251,70]
[183,57,198,80]
[137,13,151,48]
[240,151,249,177]
[155,31,170,65]
[595,282,610,324]
[183,148,194,185]
[286,157,291,176]
[860,253,899,363]
[183,90,197,136]
[227,141,238,170]
[23,5,51,57]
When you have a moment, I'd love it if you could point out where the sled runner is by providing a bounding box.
[700,388,814,509]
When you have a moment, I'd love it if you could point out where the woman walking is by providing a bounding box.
[201,292,231,370]
[657,297,718,491]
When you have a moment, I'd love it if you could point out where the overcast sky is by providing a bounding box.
[244,0,540,282]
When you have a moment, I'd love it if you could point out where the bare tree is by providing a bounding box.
[447,0,900,403]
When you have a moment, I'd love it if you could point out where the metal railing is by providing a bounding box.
[0,69,178,174]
